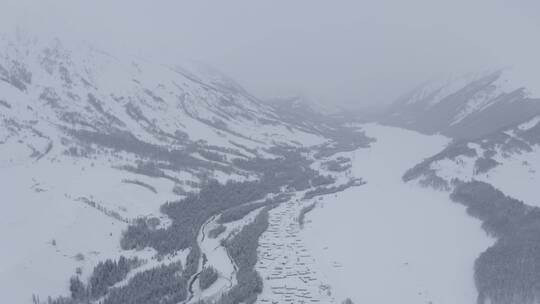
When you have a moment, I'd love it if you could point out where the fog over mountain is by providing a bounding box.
[2,2,540,304]
[2,0,539,107]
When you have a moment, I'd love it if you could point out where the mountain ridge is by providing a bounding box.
[382,68,540,140]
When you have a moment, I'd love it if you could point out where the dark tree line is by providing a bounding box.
[121,179,271,254]
[87,256,140,298]
[199,266,219,290]
[451,181,540,304]
[121,149,326,255]
[323,157,352,172]
[403,142,477,182]
[217,202,267,224]
[217,193,291,224]
[0,99,12,108]
[104,262,187,304]
[217,208,270,304]
[86,246,200,304]
[121,179,157,193]
[298,203,317,228]
[208,225,226,239]
[303,179,364,200]
[70,129,232,174]
[310,174,335,187]
[474,157,500,175]
[46,256,139,304]
[47,147,353,304]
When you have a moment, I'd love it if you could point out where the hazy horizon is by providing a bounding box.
[1,0,539,107]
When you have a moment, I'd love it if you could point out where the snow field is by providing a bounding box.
[298,124,493,304]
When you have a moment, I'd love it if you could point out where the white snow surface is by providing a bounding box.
[518,115,540,131]
[433,144,540,207]
[189,208,262,303]
[485,147,540,206]
[0,155,180,303]
[422,131,540,207]
[0,33,331,303]
[500,66,540,99]
[297,124,493,303]
[0,32,326,159]
[1,32,522,304]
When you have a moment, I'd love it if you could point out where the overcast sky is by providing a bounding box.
[1,0,539,107]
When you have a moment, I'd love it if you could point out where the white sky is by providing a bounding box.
[1,0,539,107]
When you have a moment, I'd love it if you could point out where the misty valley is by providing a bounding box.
[2,20,540,304]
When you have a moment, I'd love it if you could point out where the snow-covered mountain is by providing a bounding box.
[0,33,373,304]
[4,29,540,304]
[403,111,540,201]
[383,69,540,140]
[0,33,328,168]
[394,73,540,304]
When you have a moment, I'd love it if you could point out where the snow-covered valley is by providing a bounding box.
[2,31,540,304]
[300,124,493,303]
[247,124,495,303]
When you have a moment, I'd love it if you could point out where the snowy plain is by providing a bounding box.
[299,124,493,304]
[1,122,498,304]
[0,156,179,303]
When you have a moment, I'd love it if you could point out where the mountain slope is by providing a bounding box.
[383,69,540,140]
[0,33,372,304]
[0,33,327,169]
[403,113,540,203]
[401,102,540,304]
